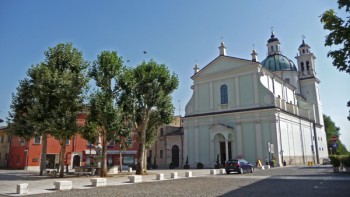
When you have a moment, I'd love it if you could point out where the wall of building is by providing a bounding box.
[0,128,10,168]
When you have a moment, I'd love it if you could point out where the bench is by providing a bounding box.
[54,181,72,190]
[171,172,178,179]
[16,183,29,194]
[185,171,192,177]
[210,169,217,175]
[74,168,96,176]
[90,178,107,187]
[128,175,142,183]
[156,173,164,180]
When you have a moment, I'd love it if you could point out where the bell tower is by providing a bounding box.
[295,38,316,78]
[295,38,323,125]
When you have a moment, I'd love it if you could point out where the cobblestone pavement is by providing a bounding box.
[1,165,349,197]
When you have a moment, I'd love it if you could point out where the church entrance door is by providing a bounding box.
[220,141,232,165]
[172,145,179,168]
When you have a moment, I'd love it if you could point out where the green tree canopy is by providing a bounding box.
[84,50,132,177]
[7,78,37,141]
[321,0,350,120]
[323,114,348,155]
[119,60,179,175]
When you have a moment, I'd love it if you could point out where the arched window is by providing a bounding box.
[302,49,305,54]
[306,61,310,70]
[301,62,304,71]
[220,84,228,104]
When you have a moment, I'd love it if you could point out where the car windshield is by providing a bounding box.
[226,160,238,164]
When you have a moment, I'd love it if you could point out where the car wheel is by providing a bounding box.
[226,170,230,174]
[250,167,254,173]
[238,168,243,174]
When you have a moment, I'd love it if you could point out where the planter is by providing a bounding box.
[333,167,340,172]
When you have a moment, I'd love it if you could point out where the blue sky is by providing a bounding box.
[1,0,349,150]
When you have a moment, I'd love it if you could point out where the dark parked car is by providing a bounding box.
[225,159,254,174]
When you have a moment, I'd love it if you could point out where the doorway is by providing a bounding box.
[73,155,80,168]
[220,141,232,165]
[172,145,179,168]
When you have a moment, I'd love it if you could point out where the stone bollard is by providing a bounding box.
[219,169,225,174]
[185,171,192,178]
[128,167,133,173]
[16,183,29,194]
[54,181,72,190]
[171,172,178,179]
[210,169,217,175]
[156,173,164,180]
[258,165,265,170]
[90,178,107,187]
[128,175,142,183]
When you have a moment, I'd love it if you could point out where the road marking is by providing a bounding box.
[314,186,328,189]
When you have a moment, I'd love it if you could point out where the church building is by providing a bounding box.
[183,32,328,168]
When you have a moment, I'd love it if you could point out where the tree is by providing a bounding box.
[7,79,37,141]
[323,114,348,155]
[321,0,350,119]
[7,77,45,173]
[119,60,179,175]
[86,51,132,177]
[36,43,89,177]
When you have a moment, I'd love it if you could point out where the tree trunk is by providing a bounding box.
[39,134,48,176]
[136,110,151,175]
[119,144,123,173]
[136,141,145,175]
[101,132,107,177]
[143,149,147,173]
[59,138,66,178]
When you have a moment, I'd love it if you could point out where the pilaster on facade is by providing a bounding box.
[255,122,263,160]
[235,123,243,156]
[235,77,240,108]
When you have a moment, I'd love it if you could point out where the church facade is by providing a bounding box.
[183,33,328,168]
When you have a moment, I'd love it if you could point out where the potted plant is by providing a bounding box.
[340,155,350,172]
[330,155,341,172]
[197,162,204,169]
[215,154,221,169]
[184,155,190,169]
[169,162,176,169]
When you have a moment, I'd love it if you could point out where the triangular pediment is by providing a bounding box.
[210,123,234,131]
[192,56,254,78]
